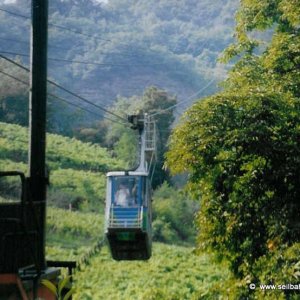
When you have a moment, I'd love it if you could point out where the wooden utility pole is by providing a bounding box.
[29,0,49,271]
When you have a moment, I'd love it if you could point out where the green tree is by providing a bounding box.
[152,182,197,244]
[167,91,300,274]
[166,0,300,296]
[104,86,176,187]
[114,130,139,168]
[73,121,108,145]
[0,59,29,126]
[0,59,84,135]
[141,87,177,187]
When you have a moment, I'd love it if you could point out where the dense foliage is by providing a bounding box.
[73,243,229,300]
[152,182,197,245]
[168,92,300,282]
[45,207,227,300]
[0,59,82,135]
[167,0,300,298]
[0,59,29,125]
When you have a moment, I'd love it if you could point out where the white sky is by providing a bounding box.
[0,0,109,3]
[1,0,17,4]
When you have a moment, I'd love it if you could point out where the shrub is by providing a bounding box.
[152,182,197,244]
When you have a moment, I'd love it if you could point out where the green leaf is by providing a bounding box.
[41,279,57,296]
[63,287,76,300]
[58,275,71,297]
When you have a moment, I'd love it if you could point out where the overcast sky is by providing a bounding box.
[1,0,16,3]
[0,0,109,4]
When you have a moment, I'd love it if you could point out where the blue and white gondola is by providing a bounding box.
[104,170,152,260]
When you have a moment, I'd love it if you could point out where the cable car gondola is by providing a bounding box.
[104,114,156,260]
[105,171,152,260]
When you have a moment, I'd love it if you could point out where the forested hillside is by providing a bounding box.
[0,0,238,120]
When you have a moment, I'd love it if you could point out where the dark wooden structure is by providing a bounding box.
[0,0,76,298]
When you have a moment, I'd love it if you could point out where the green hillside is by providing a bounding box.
[0,0,238,113]
[0,122,124,210]
[0,122,123,171]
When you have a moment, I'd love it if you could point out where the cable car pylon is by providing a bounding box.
[104,113,157,260]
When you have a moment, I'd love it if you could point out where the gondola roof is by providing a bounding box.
[106,171,148,177]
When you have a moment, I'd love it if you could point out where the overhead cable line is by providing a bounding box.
[0,7,29,19]
[0,54,28,72]
[47,79,127,123]
[0,7,163,59]
[0,52,115,109]
[0,54,127,123]
[0,69,27,85]
[0,36,141,58]
[48,93,127,125]
[0,7,112,43]
[48,22,113,44]
[47,23,146,60]
[0,8,116,45]
[0,36,29,46]
[150,78,216,117]
[0,50,167,67]
[0,68,127,125]
[0,36,69,51]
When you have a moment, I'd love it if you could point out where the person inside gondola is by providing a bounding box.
[115,183,130,206]
[129,183,138,206]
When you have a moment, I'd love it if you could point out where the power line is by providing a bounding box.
[0,50,167,67]
[150,78,216,117]
[0,54,28,72]
[1,7,215,119]
[0,8,121,48]
[0,52,109,107]
[0,36,142,59]
[0,36,70,51]
[0,51,30,59]
[0,7,139,59]
[0,69,28,85]
[0,68,127,126]
[0,7,112,44]
[1,52,214,122]
[0,7,162,59]
[0,36,29,46]
[0,54,127,122]
[47,93,126,125]
[48,22,113,44]
[47,79,127,122]
[0,7,29,20]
